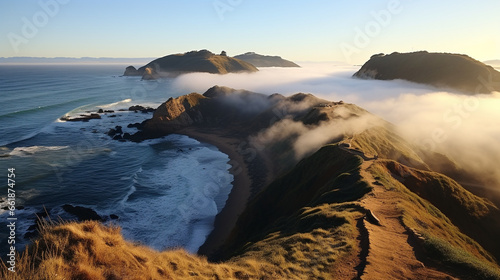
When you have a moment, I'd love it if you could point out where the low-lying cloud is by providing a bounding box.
[172,63,500,193]
[366,91,500,192]
[250,107,380,160]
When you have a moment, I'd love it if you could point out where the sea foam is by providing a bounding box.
[105,135,233,252]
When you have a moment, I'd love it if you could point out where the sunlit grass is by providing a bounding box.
[369,161,500,279]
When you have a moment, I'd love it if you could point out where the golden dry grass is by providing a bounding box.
[231,203,364,280]
[1,219,275,280]
[0,210,362,280]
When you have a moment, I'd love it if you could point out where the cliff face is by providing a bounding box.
[233,52,300,67]
[148,93,207,130]
[140,85,275,136]
[123,50,258,79]
[140,86,332,137]
[354,51,500,94]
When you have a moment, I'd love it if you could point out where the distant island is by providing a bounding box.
[233,52,300,67]
[123,50,258,79]
[354,51,500,94]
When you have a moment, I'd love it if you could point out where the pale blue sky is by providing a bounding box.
[0,0,499,64]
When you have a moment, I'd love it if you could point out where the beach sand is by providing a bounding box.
[177,127,263,258]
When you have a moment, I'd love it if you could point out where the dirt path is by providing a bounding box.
[339,145,456,279]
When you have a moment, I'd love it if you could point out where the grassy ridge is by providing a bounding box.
[352,124,500,278]
[3,143,500,279]
[220,145,369,258]
[350,126,428,170]
[217,145,371,279]
[370,162,500,279]
[382,160,500,261]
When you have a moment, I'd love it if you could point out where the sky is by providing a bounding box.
[0,0,499,64]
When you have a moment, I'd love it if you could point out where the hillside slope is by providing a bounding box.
[5,144,500,279]
[354,51,500,94]
[233,52,300,67]
[4,88,500,279]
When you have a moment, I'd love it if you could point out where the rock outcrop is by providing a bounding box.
[60,113,101,122]
[123,50,258,79]
[62,204,103,221]
[131,85,332,143]
[123,66,140,76]
[354,51,500,94]
[234,52,300,67]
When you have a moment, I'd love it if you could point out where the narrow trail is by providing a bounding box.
[339,145,456,280]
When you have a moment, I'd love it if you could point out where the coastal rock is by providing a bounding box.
[127,122,142,129]
[96,108,114,114]
[353,51,500,94]
[145,93,206,133]
[129,105,146,111]
[123,66,140,76]
[234,52,300,67]
[114,126,123,134]
[107,128,117,136]
[62,204,103,221]
[107,126,123,137]
[128,105,155,113]
[60,113,101,122]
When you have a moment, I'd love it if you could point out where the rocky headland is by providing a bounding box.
[123,50,258,79]
[233,52,300,67]
[354,51,500,94]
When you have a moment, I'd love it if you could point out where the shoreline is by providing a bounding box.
[176,127,254,257]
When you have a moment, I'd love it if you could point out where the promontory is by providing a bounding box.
[233,52,300,67]
[123,50,258,79]
[354,51,500,94]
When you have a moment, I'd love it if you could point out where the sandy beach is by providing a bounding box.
[177,127,261,257]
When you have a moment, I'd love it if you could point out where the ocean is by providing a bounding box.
[0,64,234,254]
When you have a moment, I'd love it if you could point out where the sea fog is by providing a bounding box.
[173,62,500,195]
